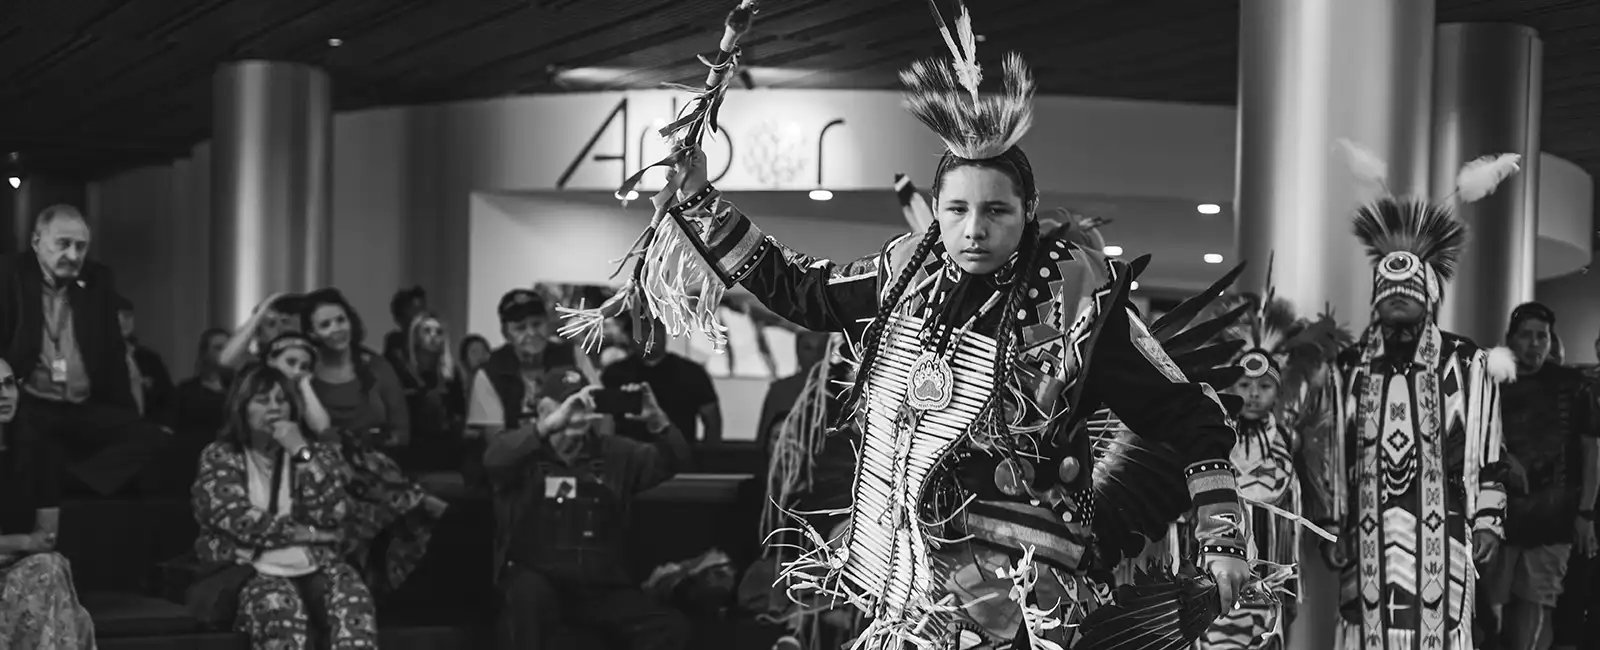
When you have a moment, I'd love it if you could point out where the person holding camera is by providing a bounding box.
[485,366,693,650]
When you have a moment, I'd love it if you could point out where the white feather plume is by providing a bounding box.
[1486,346,1517,384]
[1335,138,1389,188]
[932,3,983,103]
[1455,153,1522,203]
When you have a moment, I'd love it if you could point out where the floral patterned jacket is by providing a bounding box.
[191,441,352,567]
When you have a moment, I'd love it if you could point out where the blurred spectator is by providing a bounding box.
[0,357,96,648]
[300,288,410,449]
[487,367,691,650]
[602,316,721,443]
[1489,303,1598,650]
[115,293,174,419]
[755,331,829,452]
[160,327,234,491]
[460,334,492,381]
[0,205,168,497]
[467,289,598,437]
[219,293,305,370]
[394,312,467,471]
[383,286,427,361]
[190,364,377,649]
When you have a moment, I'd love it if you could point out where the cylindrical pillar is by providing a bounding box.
[1431,24,1541,347]
[1236,0,1436,323]
[1235,2,1436,650]
[211,60,332,328]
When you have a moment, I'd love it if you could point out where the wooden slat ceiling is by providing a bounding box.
[0,0,1596,186]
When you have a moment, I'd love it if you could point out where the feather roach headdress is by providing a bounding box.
[1210,255,1347,402]
[901,1,1038,212]
[1336,138,1522,313]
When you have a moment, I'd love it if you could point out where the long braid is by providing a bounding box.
[973,219,1041,445]
[841,223,943,421]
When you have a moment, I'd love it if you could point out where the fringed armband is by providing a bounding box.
[1186,460,1247,560]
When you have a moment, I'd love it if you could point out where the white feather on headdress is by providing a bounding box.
[1455,153,1522,203]
[900,1,1035,161]
[1335,138,1390,190]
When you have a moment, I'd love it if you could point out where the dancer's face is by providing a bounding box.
[1228,374,1279,421]
[935,166,1027,275]
[1376,295,1425,326]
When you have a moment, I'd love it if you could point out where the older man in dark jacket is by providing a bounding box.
[0,205,167,497]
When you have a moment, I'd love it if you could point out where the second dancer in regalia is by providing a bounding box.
[561,3,1253,648]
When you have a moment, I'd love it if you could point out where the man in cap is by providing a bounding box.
[486,364,692,649]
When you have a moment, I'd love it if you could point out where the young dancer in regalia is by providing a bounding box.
[559,3,1255,647]
[1317,140,1521,650]
[1197,281,1347,650]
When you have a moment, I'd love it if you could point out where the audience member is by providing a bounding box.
[115,293,174,419]
[602,316,721,443]
[0,204,168,497]
[394,311,467,471]
[383,286,427,361]
[191,364,377,649]
[1555,331,1600,649]
[460,335,491,380]
[220,293,305,370]
[467,289,597,438]
[0,356,97,648]
[158,327,235,492]
[1488,303,1598,650]
[265,332,444,596]
[487,367,692,650]
[754,331,829,452]
[301,288,410,449]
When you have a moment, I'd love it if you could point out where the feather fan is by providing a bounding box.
[1089,261,1248,568]
[1455,153,1522,203]
[1351,197,1468,282]
[901,2,1034,160]
[1074,570,1221,650]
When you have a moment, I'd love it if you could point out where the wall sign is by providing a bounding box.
[555,96,847,192]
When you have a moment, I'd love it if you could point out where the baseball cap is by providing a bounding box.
[541,366,589,403]
[498,289,547,324]
[1509,302,1556,328]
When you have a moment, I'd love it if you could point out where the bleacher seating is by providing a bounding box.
[60,472,785,649]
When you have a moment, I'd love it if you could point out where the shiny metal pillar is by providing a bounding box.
[1235,3,1436,650]
[1236,0,1435,322]
[1432,24,1541,346]
[211,61,332,327]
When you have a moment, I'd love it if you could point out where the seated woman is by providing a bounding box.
[391,311,467,472]
[0,357,96,649]
[263,332,444,596]
[191,363,377,649]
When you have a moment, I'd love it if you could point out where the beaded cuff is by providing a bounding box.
[667,186,770,286]
[1186,459,1246,556]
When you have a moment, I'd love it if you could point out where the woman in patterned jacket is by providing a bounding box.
[191,363,377,650]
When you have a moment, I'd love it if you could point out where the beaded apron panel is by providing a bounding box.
[844,312,998,623]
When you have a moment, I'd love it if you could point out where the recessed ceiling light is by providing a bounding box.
[1102,245,1123,256]
[328,38,343,47]
[1130,281,1140,291]
[809,189,834,201]
[1203,253,1224,264]
[7,177,18,189]
[622,190,640,201]
[1197,203,1221,215]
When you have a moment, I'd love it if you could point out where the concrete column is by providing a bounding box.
[1235,0,1436,324]
[211,60,332,328]
[1431,23,1542,346]
[1234,2,1437,649]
